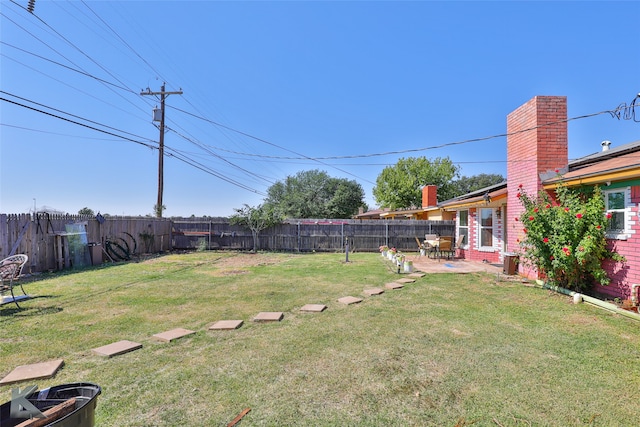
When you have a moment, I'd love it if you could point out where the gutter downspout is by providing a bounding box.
[535,280,640,322]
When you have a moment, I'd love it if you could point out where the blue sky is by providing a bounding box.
[1,0,638,217]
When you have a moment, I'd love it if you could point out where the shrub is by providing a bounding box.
[196,237,208,252]
[516,182,624,291]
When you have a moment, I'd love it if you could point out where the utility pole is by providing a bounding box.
[141,84,182,217]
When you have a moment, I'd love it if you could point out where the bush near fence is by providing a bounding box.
[1,214,454,273]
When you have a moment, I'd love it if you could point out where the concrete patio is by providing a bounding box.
[408,254,505,275]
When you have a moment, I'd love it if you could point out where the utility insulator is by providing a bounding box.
[27,0,36,13]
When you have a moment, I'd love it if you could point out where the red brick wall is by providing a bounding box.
[506,96,568,278]
[595,205,640,301]
[464,207,501,264]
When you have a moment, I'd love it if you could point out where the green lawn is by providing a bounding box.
[1,252,639,426]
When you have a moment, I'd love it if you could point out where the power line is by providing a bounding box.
[165,125,275,185]
[0,41,133,92]
[162,146,267,196]
[169,104,377,185]
[8,0,136,98]
[0,123,136,142]
[2,3,151,118]
[0,96,156,149]
[1,95,269,196]
[80,0,168,84]
[169,103,633,161]
[1,90,152,142]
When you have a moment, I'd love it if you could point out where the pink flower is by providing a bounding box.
[515,217,519,221]
[543,237,549,243]
[529,216,535,221]
[523,228,528,234]
[579,246,584,251]
[564,207,570,212]
[550,255,555,260]
[518,184,523,189]
[555,169,560,173]
[576,213,583,219]
[545,204,551,209]
[565,250,571,256]
[606,213,612,219]
[517,193,522,199]
[534,208,539,213]
[596,225,602,229]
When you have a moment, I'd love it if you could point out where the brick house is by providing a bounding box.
[354,185,455,220]
[441,95,640,302]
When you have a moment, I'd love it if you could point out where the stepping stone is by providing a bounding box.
[338,296,363,305]
[0,359,64,386]
[396,278,416,284]
[209,320,244,330]
[408,272,426,278]
[92,340,142,358]
[363,288,384,296]
[385,282,404,290]
[152,328,196,342]
[300,304,327,312]
[253,312,284,322]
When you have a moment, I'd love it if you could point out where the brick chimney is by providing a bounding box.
[422,185,437,208]
[506,96,568,270]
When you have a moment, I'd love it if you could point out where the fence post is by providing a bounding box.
[385,222,389,248]
[345,237,349,262]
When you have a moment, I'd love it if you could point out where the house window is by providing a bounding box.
[479,208,493,249]
[458,210,469,247]
[604,188,629,236]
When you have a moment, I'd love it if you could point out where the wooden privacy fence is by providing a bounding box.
[0,213,172,274]
[1,214,454,273]
[172,218,456,253]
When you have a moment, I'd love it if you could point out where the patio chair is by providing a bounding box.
[454,235,466,257]
[424,234,439,258]
[0,254,29,308]
[436,239,454,261]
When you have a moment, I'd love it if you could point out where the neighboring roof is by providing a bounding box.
[380,208,423,217]
[379,205,443,218]
[543,140,640,188]
[439,181,508,210]
[353,208,390,219]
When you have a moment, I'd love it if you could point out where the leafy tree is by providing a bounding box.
[78,207,95,216]
[265,170,366,218]
[451,174,505,197]
[373,157,459,209]
[154,204,166,218]
[517,182,624,291]
[229,204,282,252]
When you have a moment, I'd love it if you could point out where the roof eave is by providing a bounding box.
[543,166,640,189]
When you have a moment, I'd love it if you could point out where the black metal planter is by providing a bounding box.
[0,382,101,427]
